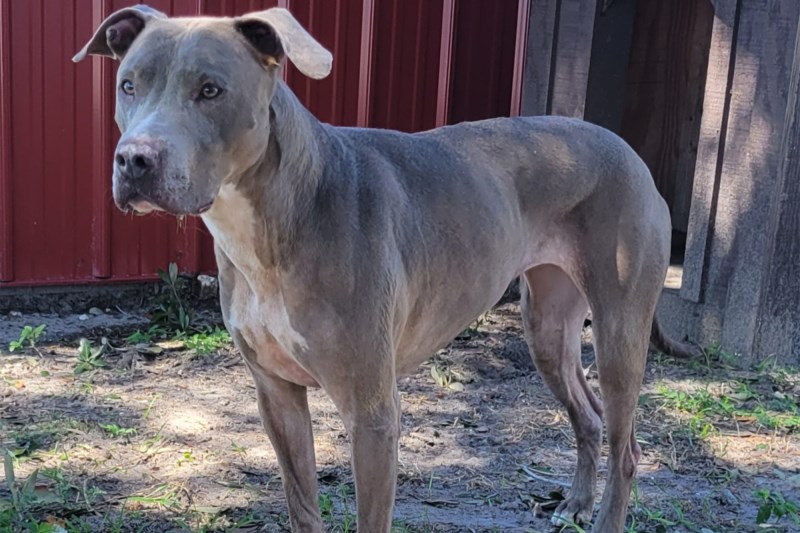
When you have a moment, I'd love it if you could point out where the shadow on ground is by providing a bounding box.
[1,302,799,532]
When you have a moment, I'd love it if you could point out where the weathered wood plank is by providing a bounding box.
[519,0,558,116]
[583,0,636,133]
[681,0,741,302]
[704,0,799,359]
[619,0,713,235]
[755,12,800,364]
[435,0,456,127]
[510,0,532,116]
[549,0,597,118]
[356,0,375,127]
[670,1,715,236]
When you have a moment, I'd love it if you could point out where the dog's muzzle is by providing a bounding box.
[113,139,164,212]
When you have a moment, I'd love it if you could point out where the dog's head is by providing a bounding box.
[74,5,331,216]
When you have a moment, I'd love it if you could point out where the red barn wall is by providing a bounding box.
[0,0,528,287]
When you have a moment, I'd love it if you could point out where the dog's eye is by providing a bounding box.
[120,79,135,96]
[200,83,222,100]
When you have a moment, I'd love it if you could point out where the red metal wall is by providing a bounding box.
[0,0,529,287]
[369,0,444,132]
[448,0,520,124]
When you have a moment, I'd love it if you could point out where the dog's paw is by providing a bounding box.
[550,496,594,528]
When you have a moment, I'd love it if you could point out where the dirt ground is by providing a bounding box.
[1,301,799,532]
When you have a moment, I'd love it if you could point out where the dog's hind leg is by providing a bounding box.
[588,286,656,532]
[521,264,602,526]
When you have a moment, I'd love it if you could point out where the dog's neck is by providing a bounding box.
[264,81,328,199]
[203,81,333,274]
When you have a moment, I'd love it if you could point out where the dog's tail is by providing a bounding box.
[649,314,700,358]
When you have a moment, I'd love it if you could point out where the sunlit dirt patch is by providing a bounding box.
[2,303,799,532]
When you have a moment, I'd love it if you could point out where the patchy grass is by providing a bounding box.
[625,481,701,533]
[651,372,800,435]
[319,483,356,532]
[180,327,232,356]
[99,424,137,439]
[2,303,799,531]
[125,326,168,345]
[4,417,90,458]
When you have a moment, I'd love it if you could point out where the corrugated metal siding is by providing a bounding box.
[369,0,444,132]
[286,0,364,126]
[0,0,527,287]
[0,0,11,281]
[448,0,520,123]
[6,0,96,284]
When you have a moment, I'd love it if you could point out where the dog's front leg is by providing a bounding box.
[249,366,323,532]
[328,376,401,532]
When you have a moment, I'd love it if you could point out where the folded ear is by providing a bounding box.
[234,8,332,80]
[72,4,166,62]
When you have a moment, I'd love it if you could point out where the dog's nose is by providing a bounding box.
[115,143,159,180]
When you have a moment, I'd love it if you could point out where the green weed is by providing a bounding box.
[9,324,46,354]
[1,450,64,532]
[626,482,699,532]
[74,338,110,374]
[125,325,167,344]
[430,362,465,392]
[99,423,137,438]
[755,489,800,526]
[143,394,159,419]
[702,342,738,367]
[181,327,231,355]
[556,520,587,532]
[152,262,194,333]
[125,483,182,510]
[176,450,196,466]
[457,314,488,340]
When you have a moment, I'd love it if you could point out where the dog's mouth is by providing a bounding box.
[195,201,214,215]
[124,194,214,217]
[128,196,161,215]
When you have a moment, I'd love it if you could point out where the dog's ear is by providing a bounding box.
[72,5,166,62]
[234,8,332,80]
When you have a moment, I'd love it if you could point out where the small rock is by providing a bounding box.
[474,426,489,433]
[718,488,738,506]
[701,528,716,533]
[198,274,219,300]
[78,314,90,321]
[89,307,104,316]
[9,310,22,317]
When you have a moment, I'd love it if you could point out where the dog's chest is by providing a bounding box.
[226,284,317,387]
[227,284,308,354]
[202,186,315,385]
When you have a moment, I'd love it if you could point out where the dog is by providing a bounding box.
[74,6,695,531]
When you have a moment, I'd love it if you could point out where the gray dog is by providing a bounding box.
[75,6,694,532]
